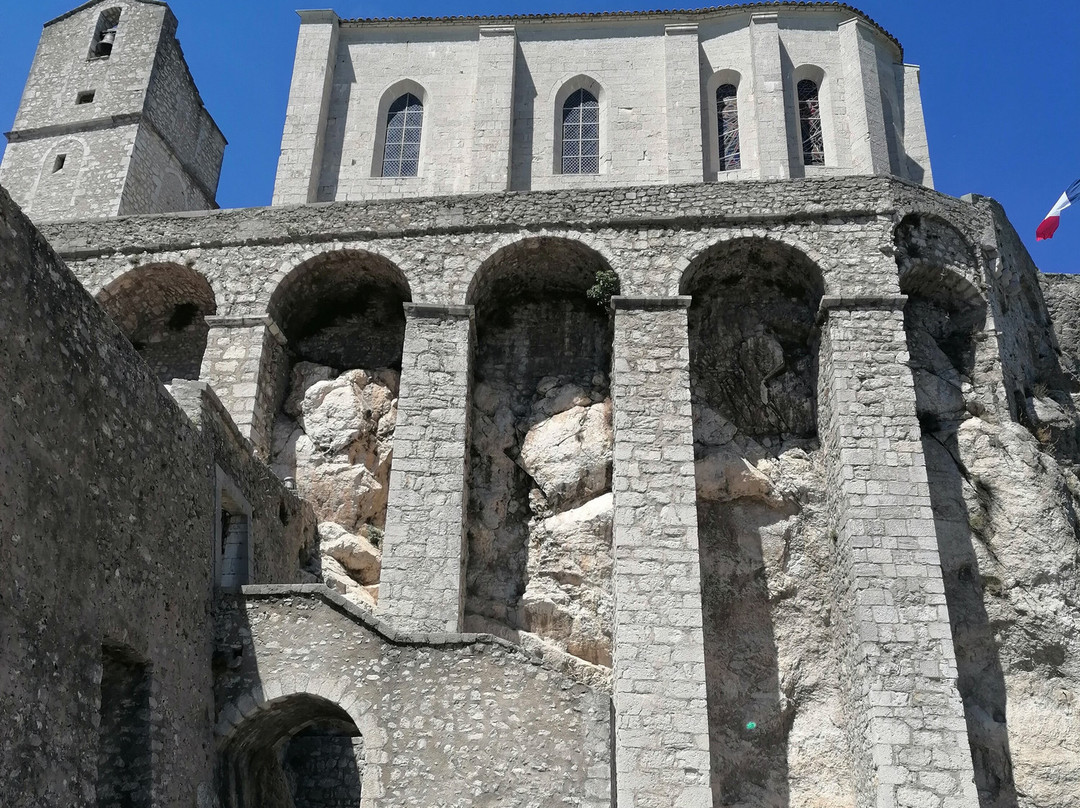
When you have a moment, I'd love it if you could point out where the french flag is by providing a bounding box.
[1037,179,1080,241]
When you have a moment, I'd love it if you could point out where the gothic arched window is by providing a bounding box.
[381,93,423,178]
[798,79,825,166]
[561,89,600,175]
[716,84,740,171]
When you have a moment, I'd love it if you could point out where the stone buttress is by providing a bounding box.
[819,295,979,808]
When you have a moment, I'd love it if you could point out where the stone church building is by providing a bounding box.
[1,2,1078,808]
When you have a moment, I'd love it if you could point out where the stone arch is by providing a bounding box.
[218,690,377,808]
[680,237,824,438]
[671,230,833,298]
[97,262,217,383]
[464,236,618,667]
[267,250,412,605]
[894,212,984,298]
[681,237,841,806]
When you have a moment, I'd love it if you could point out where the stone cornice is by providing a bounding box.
[40,176,984,261]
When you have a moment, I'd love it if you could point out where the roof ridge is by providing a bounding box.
[336,2,901,54]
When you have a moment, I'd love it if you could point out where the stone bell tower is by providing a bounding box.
[0,0,226,222]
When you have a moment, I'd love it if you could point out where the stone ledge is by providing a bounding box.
[41,176,983,259]
[817,294,908,323]
[612,295,692,310]
[403,302,475,320]
[206,315,286,344]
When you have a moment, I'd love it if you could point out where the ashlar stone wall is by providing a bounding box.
[273,5,931,204]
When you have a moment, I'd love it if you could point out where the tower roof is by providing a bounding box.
[44,0,168,28]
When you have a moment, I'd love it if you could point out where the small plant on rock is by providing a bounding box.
[586,267,620,308]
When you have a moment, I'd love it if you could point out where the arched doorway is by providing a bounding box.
[219,693,363,808]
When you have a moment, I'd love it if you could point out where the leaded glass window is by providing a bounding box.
[716,83,740,171]
[798,79,825,166]
[561,89,600,175]
[382,93,423,178]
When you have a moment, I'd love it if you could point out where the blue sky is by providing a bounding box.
[2,1,1078,272]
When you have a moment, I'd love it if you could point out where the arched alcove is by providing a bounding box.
[268,250,412,609]
[220,694,363,808]
[97,263,217,384]
[895,214,1020,808]
[464,236,618,667]
[682,238,848,806]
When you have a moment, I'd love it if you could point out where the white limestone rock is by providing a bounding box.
[320,554,377,609]
[952,417,1080,807]
[283,361,337,418]
[299,460,386,534]
[301,369,396,454]
[523,493,614,667]
[518,400,612,510]
[695,447,779,504]
[317,521,381,586]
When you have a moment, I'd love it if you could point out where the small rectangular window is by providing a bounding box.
[52,155,67,173]
[76,90,96,105]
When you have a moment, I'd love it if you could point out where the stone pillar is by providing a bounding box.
[471,26,517,193]
[201,315,287,458]
[900,63,934,189]
[664,23,704,184]
[378,304,473,634]
[272,10,339,206]
[749,12,791,180]
[609,296,712,808]
[818,296,978,808]
[838,18,891,176]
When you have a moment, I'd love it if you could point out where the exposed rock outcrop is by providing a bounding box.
[466,375,614,668]
[271,362,397,608]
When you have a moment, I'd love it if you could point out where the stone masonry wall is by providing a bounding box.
[216,587,613,808]
[0,184,313,806]
[0,184,216,807]
[275,5,927,202]
[819,302,978,808]
[29,176,1080,807]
